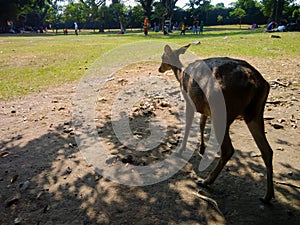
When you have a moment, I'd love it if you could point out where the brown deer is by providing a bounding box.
[158,44,274,203]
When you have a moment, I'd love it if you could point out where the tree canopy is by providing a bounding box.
[0,0,299,32]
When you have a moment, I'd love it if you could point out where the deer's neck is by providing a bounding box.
[172,66,184,83]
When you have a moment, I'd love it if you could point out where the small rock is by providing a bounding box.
[105,156,118,165]
[277,118,286,123]
[105,77,114,82]
[11,110,16,114]
[10,175,18,184]
[62,167,72,178]
[98,97,107,102]
[276,147,284,151]
[5,194,21,207]
[263,115,274,120]
[250,152,261,157]
[36,191,44,200]
[14,217,21,224]
[257,173,264,177]
[66,167,72,174]
[63,127,73,133]
[160,101,170,107]
[19,180,30,192]
[288,171,293,176]
[95,175,102,181]
[270,122,284,129]
[166,142,173,148]
[121,155,134,164]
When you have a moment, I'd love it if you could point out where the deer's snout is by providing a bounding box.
[158,63,170,73]
[158,65,164,73]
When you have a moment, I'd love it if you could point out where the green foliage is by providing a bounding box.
[152,2,166,22]
[0,0,299,32]
[63,2,88,24]
[136,0,155,18]
[230,7,246,18]
[230,7,246,28]
[217,15,223,23]
[132,5,146,27]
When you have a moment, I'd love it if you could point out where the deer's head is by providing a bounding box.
[158,44,191,73]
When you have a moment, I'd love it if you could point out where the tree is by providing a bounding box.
[45,4,63,32]
[230,7,246,28]
[63,1,90,30]
[152,1,166,24]
[162,0,179,30]
[216,3,225,8]
[188,0,213,23]
[132,4,146,27]
[261,0,296,22]
[136,0,155,19]
[217,15,223,23]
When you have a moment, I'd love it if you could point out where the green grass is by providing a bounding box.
[1,27,299,100]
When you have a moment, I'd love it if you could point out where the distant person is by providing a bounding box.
[199,20,204,34]
[143,17,149,35]
[266,21,277,32]
[74,22,78,35]
[180,22,186,35]
[193,19,199,34]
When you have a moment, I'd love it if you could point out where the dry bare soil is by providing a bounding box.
[1,57,299,225]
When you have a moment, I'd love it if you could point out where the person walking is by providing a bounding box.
[74,22,78,35]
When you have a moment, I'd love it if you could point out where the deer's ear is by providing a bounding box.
[177,44,191,55]
[164,45,173,55]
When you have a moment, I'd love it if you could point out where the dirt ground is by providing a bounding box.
[0,57,299,225]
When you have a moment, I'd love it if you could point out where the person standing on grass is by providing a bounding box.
[193,18,199,34]
[74,22,78,35]
[180,22,186,35]
[143,17,149,35]
[199,20,204,34]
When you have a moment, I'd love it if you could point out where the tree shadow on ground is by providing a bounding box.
[0,117,299,225]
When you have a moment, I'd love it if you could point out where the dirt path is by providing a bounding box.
[0,58,299,225]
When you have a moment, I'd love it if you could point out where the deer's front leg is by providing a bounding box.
[200,114,208,155]
[178,100,195,155]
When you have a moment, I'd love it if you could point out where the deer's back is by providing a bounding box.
[182,57,269,121]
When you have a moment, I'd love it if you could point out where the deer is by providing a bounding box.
[158,43,274,204]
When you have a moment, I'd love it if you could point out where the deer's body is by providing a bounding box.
[159,44,274,203]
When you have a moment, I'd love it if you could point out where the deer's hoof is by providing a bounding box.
[259,197,273,205]
[199,145,206,155]
[197,180,209,188]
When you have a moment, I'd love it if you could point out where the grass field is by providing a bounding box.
[0,26,299,100]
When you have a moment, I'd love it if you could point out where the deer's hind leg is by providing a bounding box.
[246,116,274,203]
